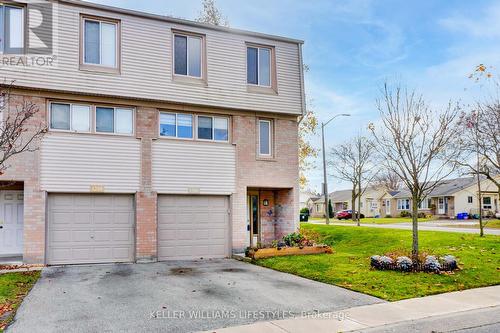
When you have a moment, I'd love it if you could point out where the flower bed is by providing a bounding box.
[370,254,458,273]
[245,231,333,259]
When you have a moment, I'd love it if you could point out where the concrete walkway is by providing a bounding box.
[205,285,500,332]
[309,221,500,235]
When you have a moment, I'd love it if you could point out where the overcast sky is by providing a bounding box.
[90,0,500,193]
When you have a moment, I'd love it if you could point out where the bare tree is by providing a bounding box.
[329,135,377,226]
[369,83,461,260]
[372,169,402,192]
[455,103,500,235]
[195,0,229,27]
[0,86,46,175]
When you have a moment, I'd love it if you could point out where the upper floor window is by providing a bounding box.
[82,16,119,68]
[96,107,133,134]
[174,33,202,78]
[50,103,91,132]
[467,196,473,204]
[247,46,271,87]
[0,4,24,54]
[197,115,228,141]
[159,112,193,138]
[258,119,272,156]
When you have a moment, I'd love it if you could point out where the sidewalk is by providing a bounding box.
[309,221,500,235]
[203,285,500,333]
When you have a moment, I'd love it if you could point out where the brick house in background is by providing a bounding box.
[0,0,303,264]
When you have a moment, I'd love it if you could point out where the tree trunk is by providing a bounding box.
[411,195,419,261]
[357,181,361,226]
[351,188,356,224]
[476,151,484,237]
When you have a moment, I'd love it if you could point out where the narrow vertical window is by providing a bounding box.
[71,105,91,132]
[83,18,118,68]
[115,108,133,134]
[174,33,202,78]
[214,117,228,141]
[96,107,114,133]
[177,114,193,138]
[0,5,24,54]
[259,120,272,156]
[50,103,71,130]
[247,46,272,87]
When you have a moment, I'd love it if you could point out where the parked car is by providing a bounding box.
[336,210,365,220]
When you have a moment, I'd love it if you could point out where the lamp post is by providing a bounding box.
[321,113,351,224]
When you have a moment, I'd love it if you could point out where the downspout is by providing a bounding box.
[297,42,306,123]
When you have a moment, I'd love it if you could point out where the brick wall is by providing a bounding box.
[232,115,299,252]
[135,107,158,261]
[0,94,47,263]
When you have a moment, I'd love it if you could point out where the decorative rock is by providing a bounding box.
[424,255,441,272]
[396,256,413,272]
[442,255,457,270]
[370,255,381,268]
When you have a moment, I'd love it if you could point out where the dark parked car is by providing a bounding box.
[336,210,365,220]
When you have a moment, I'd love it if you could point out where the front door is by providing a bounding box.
[0,191,24,256]
[247,192,260,247]
[438,197,445,214]
[385,199,391,215]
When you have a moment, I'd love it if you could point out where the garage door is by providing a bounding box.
[158,195,229,260]
[47,194,135,265]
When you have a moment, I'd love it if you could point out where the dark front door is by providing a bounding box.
[248,192,260,247]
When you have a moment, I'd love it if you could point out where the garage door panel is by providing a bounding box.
[158,195,229,260]
[47,194,135,265]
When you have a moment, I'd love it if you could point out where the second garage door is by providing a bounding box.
[47,194,135,265]
[158,195,230,260]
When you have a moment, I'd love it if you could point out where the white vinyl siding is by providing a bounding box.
[152,140,235,195]
[0,2,302,115]
[40,134,141,192]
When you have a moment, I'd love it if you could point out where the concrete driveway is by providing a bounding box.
[8,259,382,333]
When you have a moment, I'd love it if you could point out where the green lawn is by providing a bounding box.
[444,220,500,229]
[0,271,40,331]
[256,224,500,301]
[309,217,434,224]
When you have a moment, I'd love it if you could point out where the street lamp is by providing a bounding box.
[321,113,351,224]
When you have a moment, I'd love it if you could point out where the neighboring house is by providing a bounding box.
[300,190,319,209]
[0,1,304,264]
[330,189,351,212]
[306,196,325,218]
[386,176,500,218]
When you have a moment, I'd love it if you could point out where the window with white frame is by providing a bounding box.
[159,112,193,138]
[83,17,118,67]
[483,197,492,209]
[95,107,133,134]
[50,103,91,132]
[258,119,272,156]
[397,199,410,210]
[247,46,272,86]
[197,115,228,141]
[467,196,473,204]
[0,4,24,54]
[418,198,432,209]
[174,33,202,78]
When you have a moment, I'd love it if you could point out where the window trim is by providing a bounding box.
[48,102,91,133]
[158,112,194,140]
[467,196,473,204]
[195,115,229,142]
[94,105,135,136]
[258,119,273,157]
[0,3,26,55]
[171,29,207,83]
[482,196,492,209]
[246,42,277,93]
[80,14,121,74]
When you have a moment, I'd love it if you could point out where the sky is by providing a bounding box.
[91,0,500,193]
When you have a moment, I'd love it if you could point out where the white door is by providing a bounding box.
[0,191,24,256]
[385,200,391,215]
[438,197,445,214]
[47,194,135,265]
[158,195,230,260]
